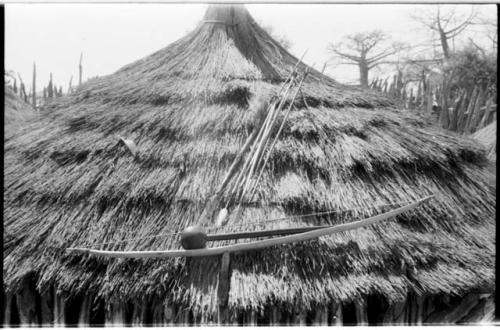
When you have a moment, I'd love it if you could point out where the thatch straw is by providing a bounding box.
[472,121,496,162]
[4,86,36,132]
[3,4,495,319]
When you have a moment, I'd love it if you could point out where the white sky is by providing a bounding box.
[5,3,497,91]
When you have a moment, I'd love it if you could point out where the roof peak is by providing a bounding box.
[203,4,250,25]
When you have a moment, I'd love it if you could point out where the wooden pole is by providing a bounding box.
[53,288,66,327]
[246,71,309,200]
[333,303,343,326]
[40,287,54,325]
[225,108,275,202]
[355,301,368,325]
[461,87,479,133]
[152,302,166,326]
[270,307,281,325]
[164,303,175,325]
[449,91,464,131]
[68,75,73,94]
[314,306,328,325]
[425,80,433,116]
[77,295,92,327]
[48,73,54,98]
[104,301,126,327]
[217,252,231,324]
[131,298,148,326]
[3,293,13,326]
[457,88,472,132]
[383,300,407,325]
[478,97,494,129]
[468,87,486,133]
[79,52,83,85]
[16,277,39,326]
[32,62,36,110]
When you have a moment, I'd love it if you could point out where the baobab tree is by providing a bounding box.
[328,30,405,87]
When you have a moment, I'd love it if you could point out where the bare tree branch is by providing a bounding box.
[412,5,478,59]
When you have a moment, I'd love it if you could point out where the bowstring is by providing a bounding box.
[78,199,417,249]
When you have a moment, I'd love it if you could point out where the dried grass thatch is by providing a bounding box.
[3,5,495,321]
[472,121,496,163]
[4,86,36,131]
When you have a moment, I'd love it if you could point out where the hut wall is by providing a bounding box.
[5,282,494,326]
[424,293,494,324]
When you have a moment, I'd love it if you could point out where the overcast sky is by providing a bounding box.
[5,3,497,92]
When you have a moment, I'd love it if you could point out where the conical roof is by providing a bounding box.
[63,4,390,109]
[4,5,495,318]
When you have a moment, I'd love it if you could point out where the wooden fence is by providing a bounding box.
[370,73,497,135]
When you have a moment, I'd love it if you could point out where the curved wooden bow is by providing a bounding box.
[67,195,433,258]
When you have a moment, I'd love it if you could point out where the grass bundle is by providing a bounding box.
[4,86,36,132]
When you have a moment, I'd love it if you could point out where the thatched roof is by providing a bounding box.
[4,86,35,130]
[4,5,495,316]
[472,121,496,163]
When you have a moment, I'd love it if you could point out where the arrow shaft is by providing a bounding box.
[206,225,331,241]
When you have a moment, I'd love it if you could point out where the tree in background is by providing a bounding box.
[411,5,478,60]
[449,43,497,92]
[367,5,496,134]
[328,30,405,87]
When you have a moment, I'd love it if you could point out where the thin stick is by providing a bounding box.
[215,128,259,199]
[225,101,277,204]
[225,55,305,207]
[238,102,280,196]
[238,75,297,202]
[247,70,310,201]
[79,52,83,85]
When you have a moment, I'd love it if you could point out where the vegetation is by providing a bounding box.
[365,5,496,136]
[328,30,406,87]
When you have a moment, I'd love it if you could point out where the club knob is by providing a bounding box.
[180,225,207,250]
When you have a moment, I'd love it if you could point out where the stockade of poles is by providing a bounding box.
[6,53,84,110]
[370,73,497,135]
